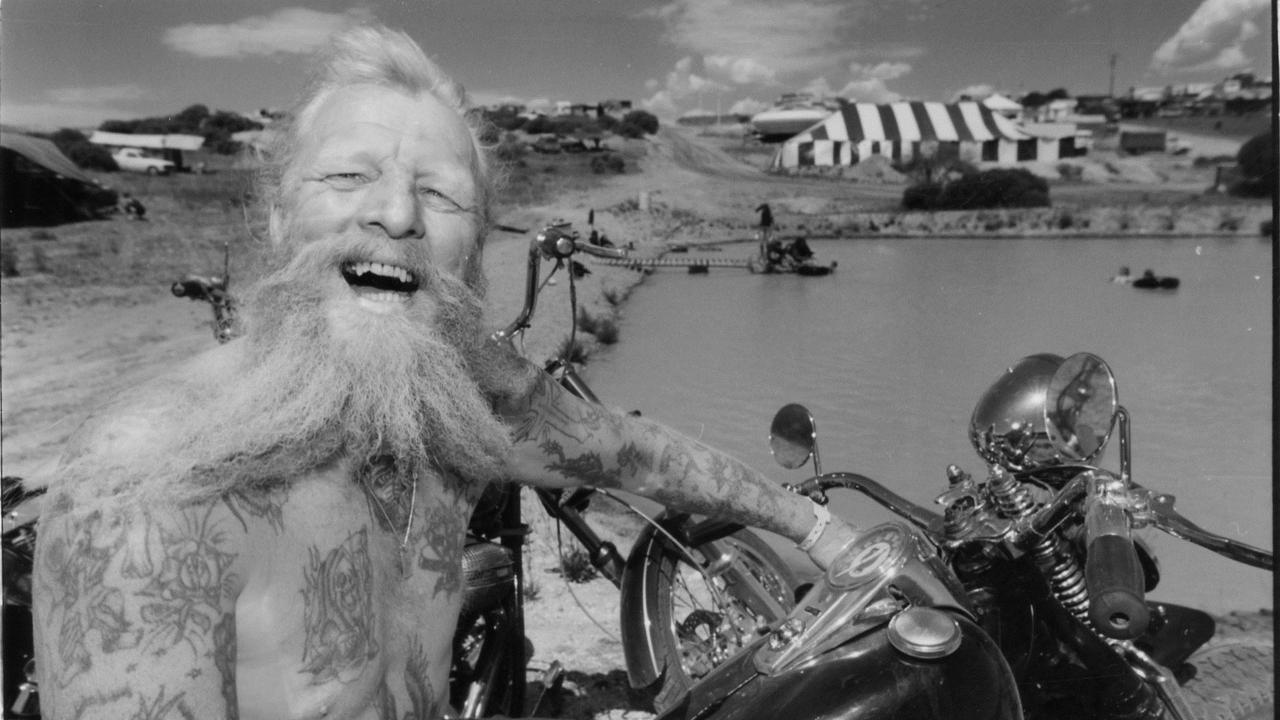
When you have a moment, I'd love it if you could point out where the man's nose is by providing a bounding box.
[359,177,425,240]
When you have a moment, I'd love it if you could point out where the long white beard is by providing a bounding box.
[61,234,533,510]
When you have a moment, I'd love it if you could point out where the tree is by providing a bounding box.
[48,128,118,171]
[175,104,211,130]
[1232,133,1276,197]
[621,110,659,134]
[99,118,141,134]
[1021,91,1048,108]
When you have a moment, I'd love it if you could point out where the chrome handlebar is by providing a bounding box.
[493,222,628,345]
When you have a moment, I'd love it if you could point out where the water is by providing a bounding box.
[585,236,1273,613]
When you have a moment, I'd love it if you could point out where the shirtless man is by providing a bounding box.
[31,25,858,719]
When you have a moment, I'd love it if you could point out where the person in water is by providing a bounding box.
[31,24,859,718]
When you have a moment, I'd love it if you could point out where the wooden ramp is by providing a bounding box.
[596,256,752,270]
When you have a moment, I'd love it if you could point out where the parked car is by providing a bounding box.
[559,137,588,153]
[531,136,562,154]
[112,148,174,175]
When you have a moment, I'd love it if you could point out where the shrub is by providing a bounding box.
[621,110,659,134]
[1237,133,1275,181]
[902,167,1049,210]
[558,547,598,583]
[602,287,627,306]
[902,182,943,210]
[576,308,599,334]
[613,121,646,139]
[49,128,118,171]
[590,154,625,174]
[1056,163,1083,182]
[523,115,553,135]
[494,133,526,162]
[554,336,589,364]
[32,246,51,274]
[1231,133,1276,198]
[1,245,19,277]
[591,317,619,345]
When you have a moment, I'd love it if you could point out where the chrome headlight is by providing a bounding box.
[969,354,1065,471]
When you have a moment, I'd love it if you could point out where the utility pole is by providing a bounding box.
[1109,53,1118,98]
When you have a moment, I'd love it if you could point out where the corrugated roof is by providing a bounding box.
[89,131,205,151]
[0,132,101,186]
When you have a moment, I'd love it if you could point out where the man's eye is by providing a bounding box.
[419,187,462,208]
[324,173,368,188]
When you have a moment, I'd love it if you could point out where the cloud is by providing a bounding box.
[641,1,924,115]
[806,60,912,103]
[47,85,147,105]
[641,56,733,117]
[640,90,680,118]
[1150,0,1268,72]
[705,56,776,85]
[847,62,911,82]
[163,7,372,59]
[728,97,770,116]
[0,102,122,131]
[646,0,866,77]
[950,83,998,102]
[0,84,151,130]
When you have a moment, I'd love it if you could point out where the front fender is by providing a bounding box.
[619,522,674,688]
[661,613,1021,720]
[619,517,752,689]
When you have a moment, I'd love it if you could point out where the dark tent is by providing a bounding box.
[1,132,118,227]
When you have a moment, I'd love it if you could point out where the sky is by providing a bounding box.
[1,0,1274,131]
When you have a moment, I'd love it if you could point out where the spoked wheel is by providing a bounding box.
[628,527,802,713]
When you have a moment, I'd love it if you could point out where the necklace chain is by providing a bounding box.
[359,458,418,578]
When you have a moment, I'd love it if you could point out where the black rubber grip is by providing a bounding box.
[1085,535,1149,639]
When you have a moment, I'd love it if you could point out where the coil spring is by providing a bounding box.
[988,467,1092,623]
[943,495,980,541]
[1030,535,1090,622]
[988,466,1036,519]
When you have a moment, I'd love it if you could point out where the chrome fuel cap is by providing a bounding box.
[886,606,962,659]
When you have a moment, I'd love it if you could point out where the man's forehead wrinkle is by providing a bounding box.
[302,94,478,193]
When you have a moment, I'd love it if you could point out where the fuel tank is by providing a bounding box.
[658,612,1021,720]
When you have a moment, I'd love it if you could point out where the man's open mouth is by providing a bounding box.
[341,261,420,301]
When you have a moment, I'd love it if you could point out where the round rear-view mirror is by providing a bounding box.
[770,403,816,470]
[1044,352,1118,463]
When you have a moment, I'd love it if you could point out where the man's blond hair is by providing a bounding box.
[262,24,496,231]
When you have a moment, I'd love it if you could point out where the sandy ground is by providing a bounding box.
[0,126,1272,718]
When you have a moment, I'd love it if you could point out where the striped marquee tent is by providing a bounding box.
[770,100,1065,170]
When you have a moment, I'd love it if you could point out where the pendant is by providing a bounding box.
[398,544,412,579]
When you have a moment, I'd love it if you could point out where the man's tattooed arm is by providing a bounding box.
[500,371,815,542]
[31,496,247,720]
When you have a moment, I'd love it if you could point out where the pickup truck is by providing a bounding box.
[113,148,175,175]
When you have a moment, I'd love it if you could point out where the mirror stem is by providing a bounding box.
[1117,406,1131,486]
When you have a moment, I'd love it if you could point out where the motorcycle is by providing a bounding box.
[747,236,836,276]
[642,351,1273,720]
[0,222,803,718]
[456,221,803,716]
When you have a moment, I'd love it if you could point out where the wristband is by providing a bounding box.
[797,502,831,553]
